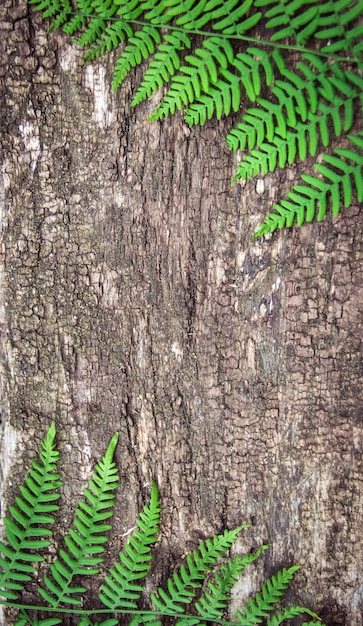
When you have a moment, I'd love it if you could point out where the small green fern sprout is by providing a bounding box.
[151,525,247,615]
[38,432,119,607]
[0,423,61,601]
[99,480,160,610]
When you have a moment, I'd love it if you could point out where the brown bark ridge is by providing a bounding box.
[0,2,362,624]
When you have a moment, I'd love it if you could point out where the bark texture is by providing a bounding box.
[1,2,362,624]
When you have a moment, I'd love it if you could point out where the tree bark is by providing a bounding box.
[1,2,362,624]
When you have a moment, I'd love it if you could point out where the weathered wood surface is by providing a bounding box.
[0,2,362,624]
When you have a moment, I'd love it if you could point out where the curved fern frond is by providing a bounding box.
[253,130,363,238]
[266,606,321,625]
[0,423,61,601]
[236,565,301,626]
[99,481,160,610]
[194,545,269,621]
[38,433,119,607]
[151,525,246,614]
[149,36,235,120]
[132,31,192,106]
[112,26,162,91]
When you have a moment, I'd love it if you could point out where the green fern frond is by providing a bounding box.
[38,433,119,607]
[236,565,301,626]
[0,423,61,601]
[255,0,321,45]
[229,60,361,180]
[62,0,93,36]
[253,130,363,237]
[149,36,235,120]
[151,525,246,614]
[74,0,119,48]
[195,545,270,621]
[231,95,356,181]
[115,0,145,21]
[314,0,363,57]
[266,606,321,625]
[112,26,162,91]
[84,20,134,61]
[99,481,160,610]
[184,48,281,127]
[213,0,261,35]
[132,31,191,106]
[226,55,357,154]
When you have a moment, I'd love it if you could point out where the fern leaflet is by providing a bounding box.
[112,26,162,91]
[62,0,93,36]
[99,480,160,610]
[314,0,363,57]
[38,433,119,607]
[83,20,134,61]
[194,545,269,621]
[132,31,192,107]
[236,565,301,625]
[255,0,321,45]
[266,606,321,625]
[0,423,61,601]
[151,526,246,614]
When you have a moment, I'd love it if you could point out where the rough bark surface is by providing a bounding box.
[0,2,362,625]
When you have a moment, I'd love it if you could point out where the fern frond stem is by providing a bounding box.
[29,5,363,64]
[121,20,363,63]
[0,602,263,626]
